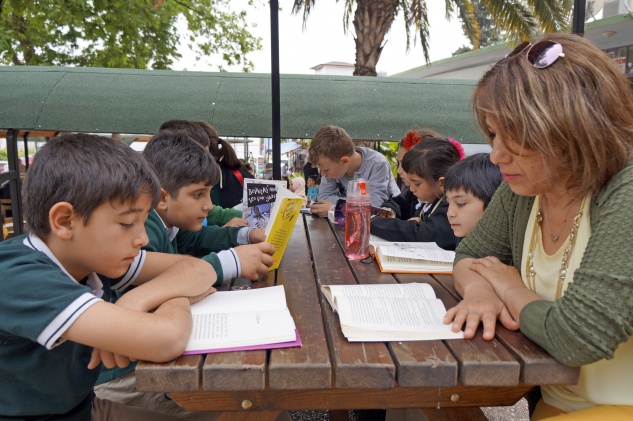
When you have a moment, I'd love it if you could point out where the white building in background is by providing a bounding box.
[310,61,355,76]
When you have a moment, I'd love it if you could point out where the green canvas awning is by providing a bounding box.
[0,66,484,143]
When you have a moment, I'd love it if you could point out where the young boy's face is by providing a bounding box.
[67,194,152,280]
[315,156,348,179]
[407,173,440,204]
[446,188,486,238]
[307,177,315,188]
[160,182,213,232]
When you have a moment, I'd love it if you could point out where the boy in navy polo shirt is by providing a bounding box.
[0,133,217,420]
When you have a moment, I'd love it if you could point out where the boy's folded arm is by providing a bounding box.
[63,297,193,363]
[122,253,216,312]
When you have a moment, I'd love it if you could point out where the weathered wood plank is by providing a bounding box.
[136,355,203,392]
[269,215,331,390]
[305,215,396,389]
[167,385,533,412]
[432,274,580,386]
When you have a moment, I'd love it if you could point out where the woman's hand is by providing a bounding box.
[444,293,518,340]
[445,258,520,340]
[469,256,541,323]
[470,256,524,302]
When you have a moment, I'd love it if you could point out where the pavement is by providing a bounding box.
[289,398,529,420]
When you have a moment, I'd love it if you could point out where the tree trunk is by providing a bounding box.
[352,0,399,76]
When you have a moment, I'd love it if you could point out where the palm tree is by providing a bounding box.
[292,0,573,76]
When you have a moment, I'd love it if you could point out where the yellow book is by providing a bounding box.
[265,186,304,270]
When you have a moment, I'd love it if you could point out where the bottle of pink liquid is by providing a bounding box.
[345,177,371,260]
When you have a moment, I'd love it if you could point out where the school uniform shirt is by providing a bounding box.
[317,147,401,208]
[370,197,458,251]
[144,209,244,284]
[0,234,144,420]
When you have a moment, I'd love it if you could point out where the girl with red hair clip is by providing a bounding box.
[372,137,465,251]
[378,128,442,221]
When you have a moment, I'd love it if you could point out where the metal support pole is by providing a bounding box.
[572,0,586,35]
[6,129,23,236]
[270,0,281,180]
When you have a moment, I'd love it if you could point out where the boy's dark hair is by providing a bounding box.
[23,133,161,238]
[444,153,502,209]
[402,138,460,182]
[308,125,355,164]
[193,120,249,172]
[143,131,220,197]
[159,120,210,150]
[308,174,318,183]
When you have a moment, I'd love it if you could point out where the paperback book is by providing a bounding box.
[184,285,301,355]
[321,283,463,342]
[369,235,455,274]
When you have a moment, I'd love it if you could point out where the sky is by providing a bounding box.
[174,1,470,76]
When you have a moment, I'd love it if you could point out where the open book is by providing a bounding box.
[265,186,304,270]
[370,234,455,274]
[321,283,463,341]
[184,285,301,355]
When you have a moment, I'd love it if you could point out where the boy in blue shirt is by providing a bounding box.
[0,133,217,420]
[307,125,400,216]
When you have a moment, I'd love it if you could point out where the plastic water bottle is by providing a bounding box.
[345,176,371,260]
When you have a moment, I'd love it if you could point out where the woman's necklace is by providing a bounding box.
[540,195,579,243]
[526,196,585,300]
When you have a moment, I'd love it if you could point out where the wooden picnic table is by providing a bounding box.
[135,214,579,420]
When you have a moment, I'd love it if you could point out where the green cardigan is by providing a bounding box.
[455,158,633,367]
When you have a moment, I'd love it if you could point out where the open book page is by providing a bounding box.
[321,283,463,341]
[377,243,453,262]
[322,283,436,311]
[184,285,299,354]
[265,186,304,270]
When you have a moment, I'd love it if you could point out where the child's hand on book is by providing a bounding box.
[248,228,266,243]
[235,242,275,280]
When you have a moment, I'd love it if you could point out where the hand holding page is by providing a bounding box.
[184,285,300,355]
[321,283,463,342]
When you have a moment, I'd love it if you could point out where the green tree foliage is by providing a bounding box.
[452,0,507,56]
[0,0,262,71]
[292,0,573,76]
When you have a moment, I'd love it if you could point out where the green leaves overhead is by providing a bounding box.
[0,0,262,71]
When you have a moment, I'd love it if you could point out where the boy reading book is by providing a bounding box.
[96,131,275,418]
[0,133,217,420]
[307,125,400,217]
[444,153,502,239]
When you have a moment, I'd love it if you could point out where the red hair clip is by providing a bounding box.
[447,137,465,160]
[402,132,422,150]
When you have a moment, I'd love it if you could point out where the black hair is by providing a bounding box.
[193,120,248,171]
[444,153,502,208]
[307,174,318,182]
[23,133,161,238]
[159,120,211,150]
[143,131,220,197]
[401,138,460,182]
